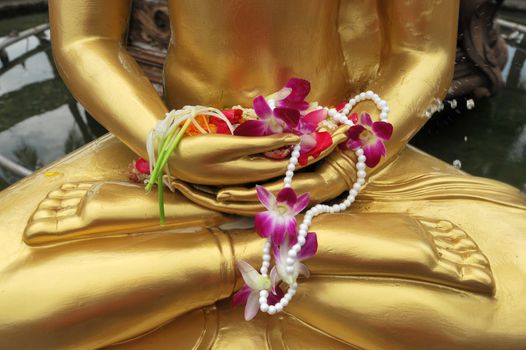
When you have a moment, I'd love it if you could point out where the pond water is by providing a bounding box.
[0,12,525,191]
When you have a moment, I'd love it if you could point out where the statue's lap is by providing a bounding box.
[1,134,526,349]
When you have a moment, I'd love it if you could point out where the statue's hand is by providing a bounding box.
[171,145,357,216]
[169,125,349,186]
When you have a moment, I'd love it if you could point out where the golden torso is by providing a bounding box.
[165,0,356,107]
[0,1,526,349]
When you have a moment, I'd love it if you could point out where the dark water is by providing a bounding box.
[0,12,525,191]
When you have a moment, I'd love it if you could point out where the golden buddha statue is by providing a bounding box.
[1,0,526,349]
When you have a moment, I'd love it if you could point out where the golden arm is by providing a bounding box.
[49,0,167,158]
[358,0,459,173]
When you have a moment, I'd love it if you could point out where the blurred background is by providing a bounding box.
[0,0,525,191]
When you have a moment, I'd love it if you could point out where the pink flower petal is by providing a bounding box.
[268,286,285,305]
[359,112,373,127]
[256,185,275,210]
[303,109,327,126]
[253,96,273,119]
[292,192,310,215]
[346,125,365,142]
[284,219,298,245]
[276,187,298,208]
[298,232,318,260]
[245,291,260,320]
[272,217,293,245]
[273,107,300,130]
[255,211,277,238]
[276,78,311,111]
[234,120,268,136]
[363,140,386,168]
[372,121,393,141]
[232,285,252,306]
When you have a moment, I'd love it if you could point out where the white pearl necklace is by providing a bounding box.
[258,91,390,314]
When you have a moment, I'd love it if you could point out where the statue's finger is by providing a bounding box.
[171,180,263,216]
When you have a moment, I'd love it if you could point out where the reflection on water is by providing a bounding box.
[0,12,525,191]
[411,43,526,190]
[0,15,105,188]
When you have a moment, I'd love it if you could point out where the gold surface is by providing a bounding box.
[1,0,526,349]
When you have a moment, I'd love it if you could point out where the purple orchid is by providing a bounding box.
[344,112,393,168]
[234,96,300,136]
[255,186,310,245]
[267,78,311,112]
[270,233,318,285]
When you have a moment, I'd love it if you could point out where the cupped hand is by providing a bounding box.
[171,146,358,216]
[168,125,350,186]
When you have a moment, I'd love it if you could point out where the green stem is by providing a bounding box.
[158,173,165,225]
[146,118,193,192]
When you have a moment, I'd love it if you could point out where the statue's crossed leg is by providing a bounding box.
[23,181,494,296]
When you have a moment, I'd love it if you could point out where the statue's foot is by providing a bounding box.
[312,213,494,295]
[418,218,494,294]
[24,181,227,245]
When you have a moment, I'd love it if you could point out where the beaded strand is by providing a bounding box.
[258,91,390,314]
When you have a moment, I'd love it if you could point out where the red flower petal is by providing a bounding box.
[135,158,150,174]
[298,132,333,166]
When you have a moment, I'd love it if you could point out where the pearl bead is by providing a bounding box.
[357,163,365,170]
[293,244,301,252]
[291,150,300,158]
[298,229,307,236]
[290,158,298,165]
[286,257,295,265]
[286,266,294,274]
[260,304,269,312]
[358,155,366,162]
[263,254,271,262]
[380,112,388,120]
[300,223,308,231]
[268,306,276,315]
[357,170,366,178]
[298,236,306,245]
[357,178,365,185]
[275,303,283,312]
[339,203,347,211]
[287,164,295,171]
[359,92,366,99]
[353,183,362,191]
[260,290,269,298]
[259,296,267,304]
[284,179,292,186]
[344,199,351,207]
[379,100,387,108]
[349,99,356,106]
[288,250,297,258]
[365,91,373,98]
[350,189,358,197]
[260,267,268,275]
[285,170,294,178]
[281,299,289,307]
[355,148,364,156]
